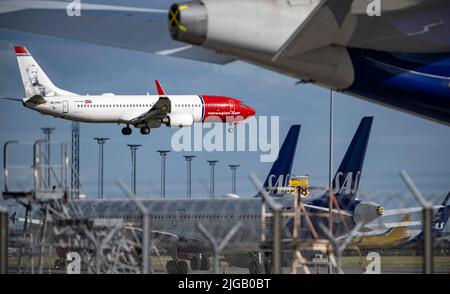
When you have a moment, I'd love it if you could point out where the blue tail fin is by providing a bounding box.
[332,116,373,197]
[261,125,301,195]
[432,191,450,233]
[415,192,450,241]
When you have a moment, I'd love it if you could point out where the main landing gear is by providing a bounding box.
[140,127,150,135]
[121,125,151,135]
[166,260,189,274]
[121,125,132,135]
[190,255,210,271]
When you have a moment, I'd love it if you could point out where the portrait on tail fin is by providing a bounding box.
[24,64,55,97]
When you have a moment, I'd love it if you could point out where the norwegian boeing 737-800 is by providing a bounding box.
[10,46,255,135]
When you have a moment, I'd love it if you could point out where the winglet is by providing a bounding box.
[155,80,166,96]
[441,191,450,206]
[15,46,29,55]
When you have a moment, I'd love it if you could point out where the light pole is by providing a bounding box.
[94,138,109,199]
[71,122,80,199]
[183,155,196,198]
[157,150,170,198]
[128,144,141,196]
[328,90,334,190]
[328,90,334,275]
[207,160,219,199]
[228,165,239,195]
[41,127,55,189]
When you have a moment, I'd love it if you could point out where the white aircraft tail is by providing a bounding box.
[15,46,75,98]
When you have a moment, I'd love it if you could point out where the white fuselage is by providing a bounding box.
[24,94,204,124]
[74,197,294,254]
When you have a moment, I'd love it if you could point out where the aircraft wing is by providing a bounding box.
[151,229,180,247]
[2,0,448,63]
[127,226,206,248]
[382,205,444,217]
[274,0,450,60]
[302,203,353,217]
[0,0,235,64]
[129,96,171,124]
[132,227,208,253]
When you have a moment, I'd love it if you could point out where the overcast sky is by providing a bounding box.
[0,25,449,208]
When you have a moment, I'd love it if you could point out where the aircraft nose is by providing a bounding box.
[248,106,256,116]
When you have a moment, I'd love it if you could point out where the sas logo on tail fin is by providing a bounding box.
[434,222,445,231]
[266,174,291,194]
[333,171,361,195]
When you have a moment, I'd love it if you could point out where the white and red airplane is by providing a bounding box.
[12,46,255,135]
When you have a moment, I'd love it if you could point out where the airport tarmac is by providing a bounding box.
[7,255,450,274]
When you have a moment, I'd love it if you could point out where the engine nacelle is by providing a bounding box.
[353,201,384,225]
[167,114,194,128]
[168,0,355,89]
[169,0,312,54]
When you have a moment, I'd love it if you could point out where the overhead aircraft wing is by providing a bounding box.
[0,0,235,64]
[274,0,450,60]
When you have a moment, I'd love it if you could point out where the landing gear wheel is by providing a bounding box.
[166,260,177,274]
[249,261,262,274]
[121,126,132,135]
[166,260,189,274]
[190,255,201,270]
[200,256,210,270]
[264,260,272,274]
[54,258,66,269]
[177,261,188,274]
[140,127,150,135]
[263,253,272,274]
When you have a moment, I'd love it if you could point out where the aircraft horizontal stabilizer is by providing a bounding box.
[0,97,23,102]
[25,95,46,105]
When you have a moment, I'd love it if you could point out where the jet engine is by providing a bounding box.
[168,0,356,89]
[166,114,194,128]
[353,201,384,225]
[169,0,308,54]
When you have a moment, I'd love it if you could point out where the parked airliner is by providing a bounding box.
[73,117,385,273]
[10,46,255,135]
